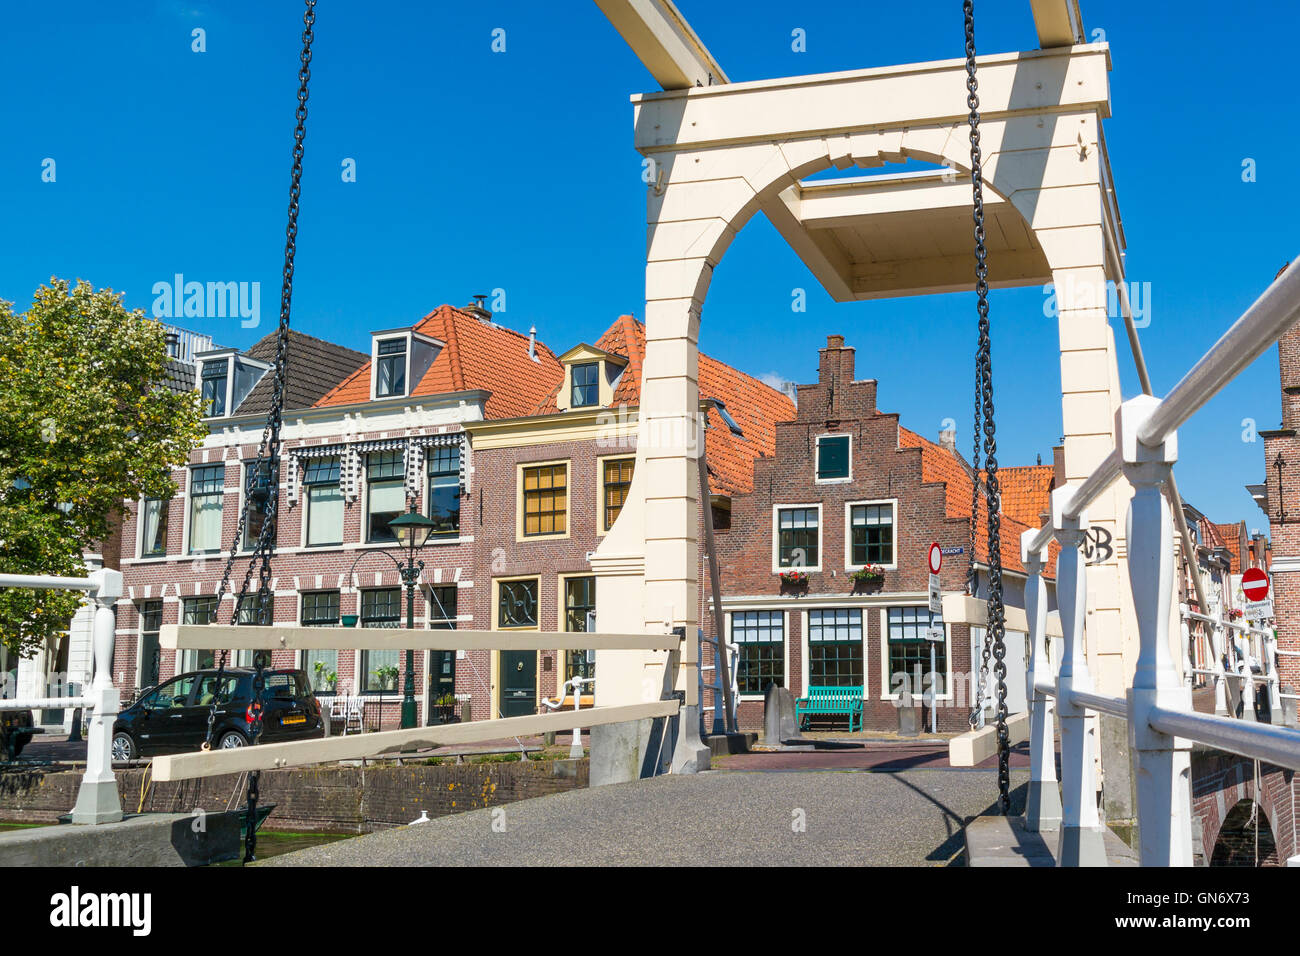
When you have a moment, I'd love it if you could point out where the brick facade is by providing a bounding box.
[714,336,1050,733]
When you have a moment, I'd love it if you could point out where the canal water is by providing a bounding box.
[0,821,355,864]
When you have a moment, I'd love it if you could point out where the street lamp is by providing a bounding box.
[390,506,436,729]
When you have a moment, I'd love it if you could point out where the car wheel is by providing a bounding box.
[218,731,248,749]
[111,732,136,761]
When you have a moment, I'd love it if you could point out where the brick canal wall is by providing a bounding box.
[0,758,587,833]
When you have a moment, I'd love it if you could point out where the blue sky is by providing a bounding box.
[2,1,1296,531]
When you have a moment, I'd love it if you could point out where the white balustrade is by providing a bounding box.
[0,568,123,824]
[1015,257,1300,865]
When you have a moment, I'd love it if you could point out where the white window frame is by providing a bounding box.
[844,498,900,571]
[802,607,868,695]
[137,495,170,560]
[727,607,790,701]
[184,463,226,557]
[877,605,953,703]
[771,503,823,573]
[301,456,345,549]
[814,432,852,484]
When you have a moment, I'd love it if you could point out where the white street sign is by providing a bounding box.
[925,626,944,643]
[1245,599,1274,620]
[928,572,942,614]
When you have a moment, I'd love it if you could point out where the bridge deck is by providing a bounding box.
[261,764,1027,867]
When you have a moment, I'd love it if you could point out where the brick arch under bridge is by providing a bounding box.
[1192,750,1297,866]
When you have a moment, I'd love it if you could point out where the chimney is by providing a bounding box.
[938,426,957,453]
[164,331,180,359]
[528,325,537,362]
[464,294,492,321]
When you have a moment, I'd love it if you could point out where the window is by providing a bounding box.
[498,579,538,629]
[522,464,567,536]
[242,460,271,551]
[141,498,168,557]
[714,400,743,437]
[428,585,457,700]
[564,577,596,690]
[303,456,343,547]
[360,588,401,693]
[571,362,599,407]
[602,458,634,531]
[188,465,224,555]
[776,507,819,569]
[429,585,457,630]
[145,674,199,710]
[426,445,460,537]
[236,590,273,626]
[808,609,864,687]
[850,502,895,566]
[200,359,228,416]
[181,596,219,671]
[817,434,850,480]
[732,611,784,696]
[138,600,163,689]
[376,337,407,397]
[366,451,406,543]
[301,591,339,693]
[887,607,946,697]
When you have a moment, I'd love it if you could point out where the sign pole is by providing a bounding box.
[926,543,943,735]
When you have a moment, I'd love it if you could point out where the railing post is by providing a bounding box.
[1051,486,1107,866]
[70,568,124,825]
[1118,396,1194,866]
[1264,629,1282,716]
[1178,608,1193,697]
[1022,530,1061,832]
[1211,615,1230,715]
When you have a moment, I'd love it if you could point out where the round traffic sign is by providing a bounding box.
[1242,567,1269,602]
[928,542,942,575]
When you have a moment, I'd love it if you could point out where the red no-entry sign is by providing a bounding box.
[928,542,942,575]
[1242,567,1270,602]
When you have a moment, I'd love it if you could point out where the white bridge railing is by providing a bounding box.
[1019,256,1300,866]
[151,623,687,781]
[0,569,124,824]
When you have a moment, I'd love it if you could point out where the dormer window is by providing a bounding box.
[571,363,599,407]
[201,360,229,416]
[195,351,269,419]
[555,344,627,412]
[376,338,407,397]
[369,329,443,401]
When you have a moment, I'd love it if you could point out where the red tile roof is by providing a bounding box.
[899,427,1057,578]
[993,465,1055,529]
[1212,522,1244,573]
[314,305,563,419]
[533,315,795,496]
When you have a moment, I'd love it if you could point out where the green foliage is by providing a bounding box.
[0,279,206,657]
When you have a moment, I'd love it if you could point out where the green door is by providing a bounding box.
[500,651,536,718]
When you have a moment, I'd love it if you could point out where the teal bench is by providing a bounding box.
[795,685,864,732]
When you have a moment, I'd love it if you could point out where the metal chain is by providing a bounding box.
[964,0,1010,813]
[197,1,315,860]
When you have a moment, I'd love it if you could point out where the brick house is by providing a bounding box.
[113,306,565,728]
[1256,282,1300,701]
[112,306,791,729]
[463,314,794,720]
[714,335,1056,733]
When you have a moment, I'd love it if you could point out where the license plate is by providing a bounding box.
[282,714,306,725]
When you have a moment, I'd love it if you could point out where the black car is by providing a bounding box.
[112,668,323,760]
[1,708,37,760]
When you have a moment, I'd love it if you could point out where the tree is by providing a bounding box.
[0,279,207,658]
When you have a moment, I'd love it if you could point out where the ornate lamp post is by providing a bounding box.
[389,506,436,729]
